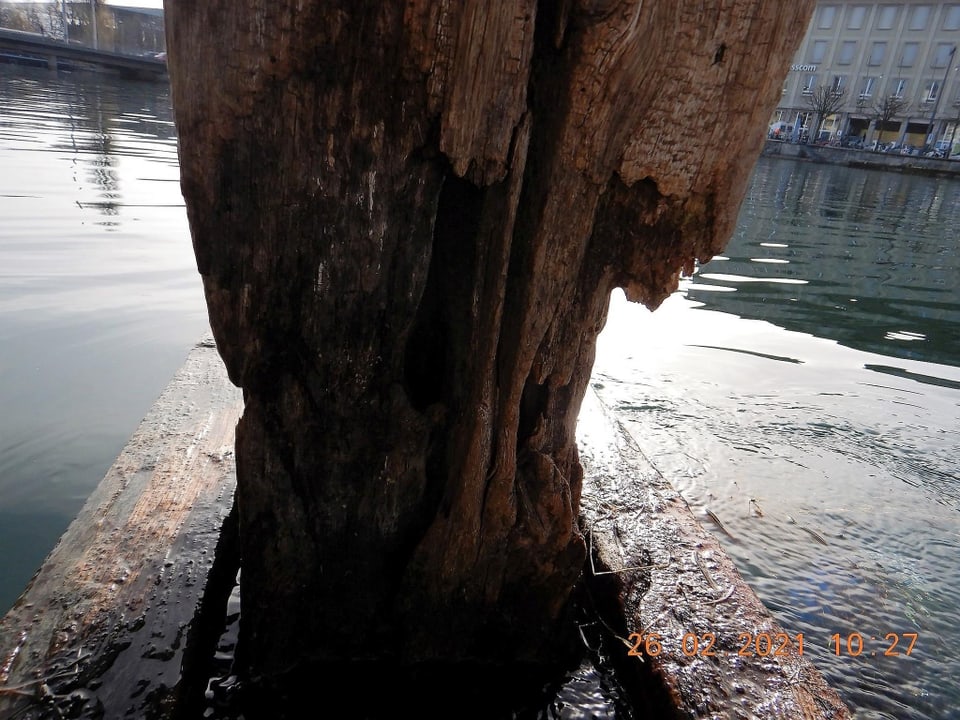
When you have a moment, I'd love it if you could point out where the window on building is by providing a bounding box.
[869,41,887,65]
[900,42,919,67]
[908,5,931,30]
[802,74,817,95]
[876,5,900,30]
[838,41,857,64]
[923,80,940,102]
[809,40,828,64]
[944,5,960,30]
[891,78,908,98]
[818,5,838,28]
[831,75,846,94]
[860,76,878,98]
[847,5,869,29]
[932,44,956,68]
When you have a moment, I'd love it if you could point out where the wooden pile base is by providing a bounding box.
[0,343,849,719]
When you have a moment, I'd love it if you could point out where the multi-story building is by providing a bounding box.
[774,2,960,151]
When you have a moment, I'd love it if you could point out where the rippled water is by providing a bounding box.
[593,158,960,719]
[0,64,208,612]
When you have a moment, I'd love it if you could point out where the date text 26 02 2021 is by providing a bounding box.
[626,632,919,659]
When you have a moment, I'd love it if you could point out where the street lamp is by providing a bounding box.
[926,45,957,149]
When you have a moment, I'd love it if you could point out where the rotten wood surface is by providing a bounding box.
[578,389,851,720]
[0,338,243,720]
[166,0,816,676]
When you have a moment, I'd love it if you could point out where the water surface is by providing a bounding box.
[0,64,208,612]
[593,158,960,720]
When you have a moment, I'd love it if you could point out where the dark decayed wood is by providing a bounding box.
[164,0,817,678]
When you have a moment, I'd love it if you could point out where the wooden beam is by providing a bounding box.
[0,339,242,720]
[578,389,851,719]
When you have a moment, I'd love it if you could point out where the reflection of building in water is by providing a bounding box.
[0,60,176,220]
[693,159,960,367]
[772,2,959,151]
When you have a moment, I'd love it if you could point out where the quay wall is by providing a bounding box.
[763,140,960,178]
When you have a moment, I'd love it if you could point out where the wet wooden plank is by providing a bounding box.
[0,338,242,720]
[578,389,851,719]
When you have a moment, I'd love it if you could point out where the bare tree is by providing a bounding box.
[805,84,848,142]
[872,94,909,151]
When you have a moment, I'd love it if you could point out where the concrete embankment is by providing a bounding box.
[0,27,166,79]
[763,139,960,178]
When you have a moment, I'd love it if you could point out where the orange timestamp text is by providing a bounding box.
[626,631,919,659]
[830,632,918,656]
[627,631,803,659]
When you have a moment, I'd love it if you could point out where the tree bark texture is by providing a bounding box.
[166,0,814,678]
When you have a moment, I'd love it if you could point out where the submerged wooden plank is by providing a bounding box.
[578,389,851,719]
[0,338,242,720]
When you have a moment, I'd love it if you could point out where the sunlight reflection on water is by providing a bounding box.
[594,156,960,718]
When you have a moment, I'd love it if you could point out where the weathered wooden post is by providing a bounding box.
[165,0,814,686]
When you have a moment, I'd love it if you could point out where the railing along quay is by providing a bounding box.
[0,28,166,80]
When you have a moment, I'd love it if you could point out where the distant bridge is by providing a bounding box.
[0,27,166,80]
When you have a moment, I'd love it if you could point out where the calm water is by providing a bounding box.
[1,67,958,719]
[594,158,960,719]
[0,64,208,612]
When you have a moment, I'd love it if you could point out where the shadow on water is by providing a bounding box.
[864,363,960,392]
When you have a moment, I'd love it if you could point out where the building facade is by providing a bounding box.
[774,2,960,151]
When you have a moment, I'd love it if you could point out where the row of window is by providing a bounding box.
[817,4,960,32]
[772,109,944,138]
[808,39,957,67]
[797,74,947,102]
